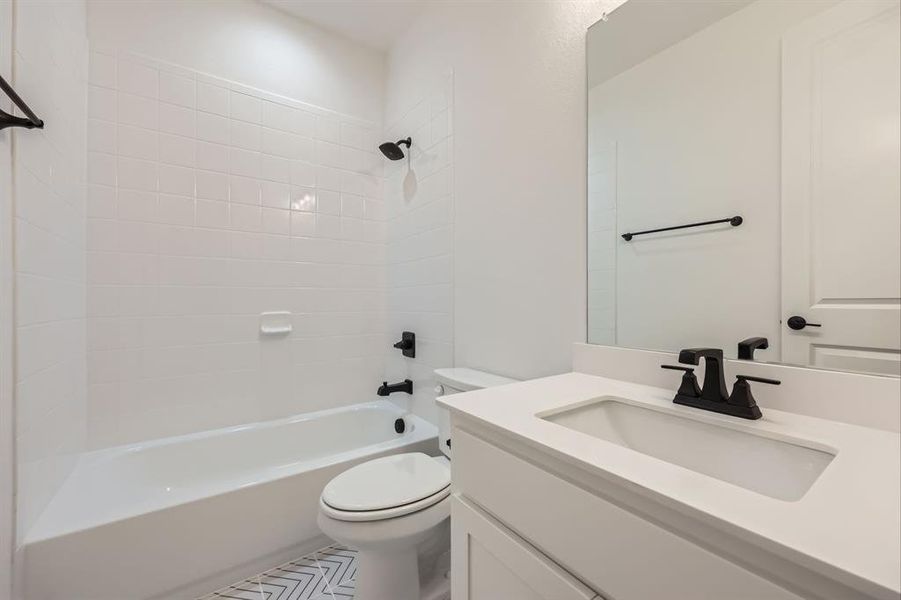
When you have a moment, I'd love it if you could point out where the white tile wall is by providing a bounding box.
[86,49,386,448]
[13,0,88,540]
[383,72,455,424]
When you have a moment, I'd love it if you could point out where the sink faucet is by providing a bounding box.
[662,348,780,420]
[678,348,728,403]
[378,379,413,396]
[738,336,769,360]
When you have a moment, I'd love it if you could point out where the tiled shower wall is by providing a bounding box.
[86,49,387,448]
[383,72,454,424]
[13,0,88,538]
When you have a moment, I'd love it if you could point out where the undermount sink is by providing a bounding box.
[539,397,836,501]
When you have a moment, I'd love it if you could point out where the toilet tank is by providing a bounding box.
[434,368,517,459]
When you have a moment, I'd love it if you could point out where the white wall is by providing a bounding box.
[87,0,385,123]
[1,1,14,594]
[386,1,622,381]
[587,0,838,360]
[85,48,387,448]
[383,71,454,424]
[12,0,89,543]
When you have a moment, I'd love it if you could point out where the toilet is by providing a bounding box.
[317,368,516,600]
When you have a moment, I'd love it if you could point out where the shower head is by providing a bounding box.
[379,137,411,161]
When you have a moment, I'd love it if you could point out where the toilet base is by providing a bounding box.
[420,549,451,600]
[317,497,450,600]
[354,547,420,600]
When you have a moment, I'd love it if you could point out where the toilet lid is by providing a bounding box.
[321,453,450,513]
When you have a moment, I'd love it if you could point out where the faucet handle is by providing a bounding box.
[661,365,702,398]
[661,365,693,372]
[736,375,781,386]
[728,374,780,419]
[392,331,416,358]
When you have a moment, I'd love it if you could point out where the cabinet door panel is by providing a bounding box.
[451,495,598,600]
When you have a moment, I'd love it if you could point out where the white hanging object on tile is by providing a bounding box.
[260,311,292,336]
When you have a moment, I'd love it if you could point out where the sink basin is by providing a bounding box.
[540,397,835,501]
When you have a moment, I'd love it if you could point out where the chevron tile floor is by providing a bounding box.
[198,544,358,600]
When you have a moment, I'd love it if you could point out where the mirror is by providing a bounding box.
[586,0,901,376]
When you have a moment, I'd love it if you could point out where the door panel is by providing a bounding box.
[782,0,901,375]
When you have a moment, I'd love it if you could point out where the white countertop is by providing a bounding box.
[439,372,901,597]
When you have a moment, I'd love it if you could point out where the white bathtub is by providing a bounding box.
[23,400,437,600]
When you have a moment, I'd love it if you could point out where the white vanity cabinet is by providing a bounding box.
[451,494,600,600]
[451,427,816,600]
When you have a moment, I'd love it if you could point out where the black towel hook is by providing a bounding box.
[0,75,44,131]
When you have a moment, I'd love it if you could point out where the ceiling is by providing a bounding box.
[261,0,424,51]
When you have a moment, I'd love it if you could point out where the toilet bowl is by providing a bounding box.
[317,368,516,600]
[317,452,451,600]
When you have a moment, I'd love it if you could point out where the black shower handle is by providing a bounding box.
[392,331,415,358]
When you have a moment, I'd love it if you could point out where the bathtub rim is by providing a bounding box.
[96,399,421,456]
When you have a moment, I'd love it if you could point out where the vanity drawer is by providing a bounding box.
[452,428,805,600]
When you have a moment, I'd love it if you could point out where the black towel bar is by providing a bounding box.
[621,215,742,241]
[0,75,43,131]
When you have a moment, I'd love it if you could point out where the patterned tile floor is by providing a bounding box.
[198,545,358,600]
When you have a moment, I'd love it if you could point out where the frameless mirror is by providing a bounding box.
[586,0,901,376]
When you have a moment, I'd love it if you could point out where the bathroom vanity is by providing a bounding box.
[502,2,901,596]
[439,349,901,600]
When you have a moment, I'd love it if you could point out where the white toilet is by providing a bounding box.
[317,368,516,600]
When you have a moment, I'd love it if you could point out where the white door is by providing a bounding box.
[782,0,901,375]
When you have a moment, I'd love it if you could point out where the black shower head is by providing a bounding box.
[379,137,411,161]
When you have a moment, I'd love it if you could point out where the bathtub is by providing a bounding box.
[23,400,437,600]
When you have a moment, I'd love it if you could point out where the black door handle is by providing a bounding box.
[787,316,822,331]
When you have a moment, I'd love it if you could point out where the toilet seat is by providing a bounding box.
[320,452,450,522]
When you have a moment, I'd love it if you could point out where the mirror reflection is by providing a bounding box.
[587,0,901,376]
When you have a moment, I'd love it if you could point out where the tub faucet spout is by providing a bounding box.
[377,379,413,396]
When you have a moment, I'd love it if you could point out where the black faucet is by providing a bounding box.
[738,337,769,360]
[661,348,780,420]
[378,379,413,396]
[678,348,729,403]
